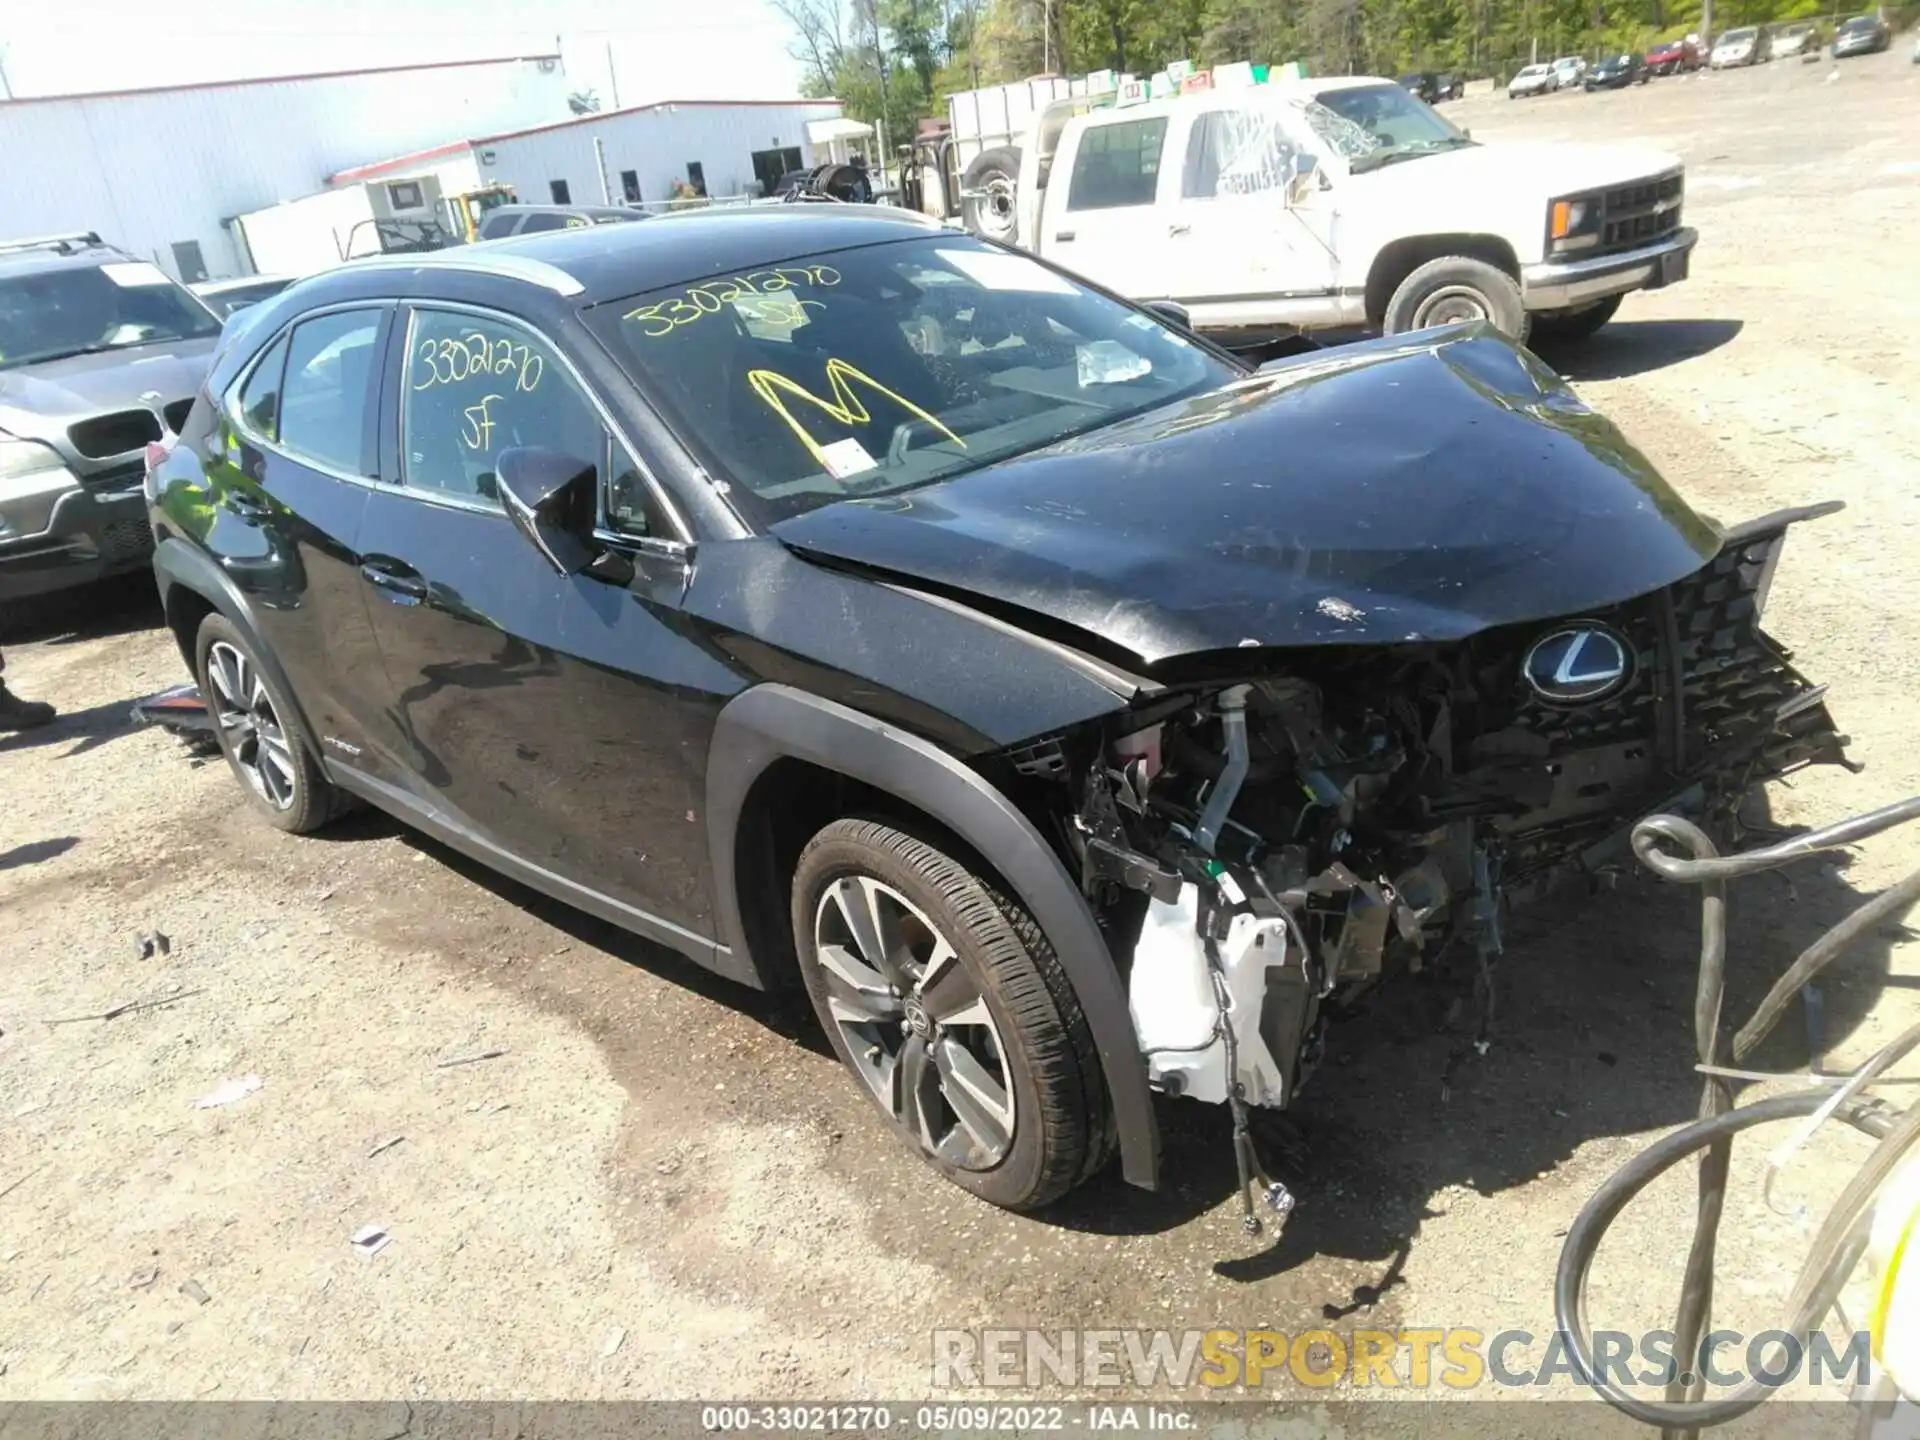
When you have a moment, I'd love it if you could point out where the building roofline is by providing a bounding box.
[0,53,563,110]
[326,96,847,184]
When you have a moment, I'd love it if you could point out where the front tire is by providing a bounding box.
[791,817,1110,1210]
[1529,293,1623,344]
[196,614,347,834]
[1383,255,1530,342]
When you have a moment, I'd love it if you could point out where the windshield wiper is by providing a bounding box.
[1350,137,1475,173]
[2,342,132,368]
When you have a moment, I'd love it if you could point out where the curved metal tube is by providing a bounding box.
[1193,684,1251,856]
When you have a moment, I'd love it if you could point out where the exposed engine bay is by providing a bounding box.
[994,509,1852,1229]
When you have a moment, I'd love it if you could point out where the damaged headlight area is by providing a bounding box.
[989,513,1851,1231]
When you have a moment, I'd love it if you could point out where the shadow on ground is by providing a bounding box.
[0,572,164,647]
[0,836,79,872]
[1538,317,1745,381]
[0,694,145,757]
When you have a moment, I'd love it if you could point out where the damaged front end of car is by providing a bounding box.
[773,325,1854,1218]
[985,507,1851,1228]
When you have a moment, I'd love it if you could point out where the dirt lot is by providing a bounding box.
[4,49,1919,1413]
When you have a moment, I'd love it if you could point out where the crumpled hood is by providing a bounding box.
[0,338,216,441]
[772,327,1723,669]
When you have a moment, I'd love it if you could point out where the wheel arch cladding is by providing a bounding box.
[706,683,1161,1190]
[153,537,324,757]
[1366,233,1522,328]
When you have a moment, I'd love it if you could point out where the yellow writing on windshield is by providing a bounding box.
[624,266,840,339]
[747,359,965,473]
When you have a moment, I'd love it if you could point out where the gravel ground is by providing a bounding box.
[3,49,1918,1416]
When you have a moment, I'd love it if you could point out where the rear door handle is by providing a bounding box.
[1168,223,1191,236]
[226,491,271,522]
[359,559,429,603]
[1054,230,1075,242]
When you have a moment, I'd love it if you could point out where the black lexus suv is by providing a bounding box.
[147,209,1847,1213]
[1,232,221,601]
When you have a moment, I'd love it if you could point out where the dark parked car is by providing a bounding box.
[193,275,296,319]
[1584,51,1649,87]
[146,210,1849,1214]
[1397,71,1466,102]
[476,204,647,240]
[1645,37,1705,72]
[1,231,220,601]
[1833,13,1892,56]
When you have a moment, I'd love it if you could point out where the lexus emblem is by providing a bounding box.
[1523,624,1632,704]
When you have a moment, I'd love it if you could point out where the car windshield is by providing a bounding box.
[1839,16,1874,30]
[587,234,1235,525]
[0,261,220,370]
[1721,27,1757,41]
[1517,64,1550,76]
[1301,83,1474,172]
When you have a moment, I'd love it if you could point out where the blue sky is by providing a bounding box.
[0,0,806,103]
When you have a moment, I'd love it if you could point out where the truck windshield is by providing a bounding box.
[0,262,221,371]
[1301,84,1474,173]
[588,235,1236,525]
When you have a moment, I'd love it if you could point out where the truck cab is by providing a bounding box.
[1011,76,1697,346]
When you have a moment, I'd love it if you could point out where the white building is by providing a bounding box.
[0,55,573,282]
[326,98,847,216]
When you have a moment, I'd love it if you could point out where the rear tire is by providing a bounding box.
[196,613,348,835]
[791,817,1110,1210]
[960,146,1021,244]
[1383,255,1530,342]
[1529,293,1623,344]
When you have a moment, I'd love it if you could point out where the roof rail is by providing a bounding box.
[344,248,586,296]
[0,231,107,258]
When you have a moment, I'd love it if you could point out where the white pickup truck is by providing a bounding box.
[968,75,1695,345]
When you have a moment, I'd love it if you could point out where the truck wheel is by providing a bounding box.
[1529,294,1622,344]
[961,147,1021,244]
[791,817,1111,1211]
[1383,255,1529,342]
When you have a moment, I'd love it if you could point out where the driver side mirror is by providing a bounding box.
[1142,299,1192,331]
[496,447,598,576]
[1285,152,1321,206]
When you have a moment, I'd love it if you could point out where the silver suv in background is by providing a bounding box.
[0,232,220,601]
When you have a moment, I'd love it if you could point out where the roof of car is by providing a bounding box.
[483,205,944,302]
[0,235,134,278]
[488,203,646,222]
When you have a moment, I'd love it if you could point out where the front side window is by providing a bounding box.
[400,309,605,508]
[277,309,383,475]
[1301,83,1473,172]
[0,261,221,371]
[1066,117,1169,211]
[586,235,1235,527]
[1183,109,1299,199]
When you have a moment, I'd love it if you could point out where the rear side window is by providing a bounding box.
[234,333,290,439]
[1182,110,1298,199]
[277,310,383,476]
[1066,117,1168,211]
[400,308,605,507]
[516,213,576,234]
[477,214,520,240]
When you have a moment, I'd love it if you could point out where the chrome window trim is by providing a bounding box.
[398,299,693,545]
[223,301,392,490]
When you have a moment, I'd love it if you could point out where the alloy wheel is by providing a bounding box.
[812,874,1017,1170]
[206,640,296,811]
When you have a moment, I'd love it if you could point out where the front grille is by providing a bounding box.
[68,409,161,459]
[78,460,144,494]
[95,517,154,564]
[1597,172,1683,255]
[162,398,195,434]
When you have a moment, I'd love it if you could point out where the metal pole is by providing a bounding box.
[606,40,621,109]
[593,136,614,203]
[1043,0,1052,72]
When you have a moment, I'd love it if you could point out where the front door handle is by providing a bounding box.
[226,491,272,522]
[1167,222,1191,236]
[1053,230,1075,242]
[359,560,429,604]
